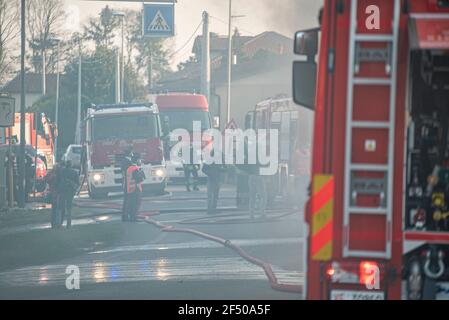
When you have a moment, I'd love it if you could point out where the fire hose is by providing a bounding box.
[142,213,302,294]
[72,197,303,294]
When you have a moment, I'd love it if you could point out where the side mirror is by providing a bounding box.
[293,61,317,110]
[213,116,220,129]
[294,28,319,58]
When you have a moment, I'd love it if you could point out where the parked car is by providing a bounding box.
[62,144,82,169]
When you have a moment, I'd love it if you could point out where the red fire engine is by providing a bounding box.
[245,96,313,207]
[293,0,449,300]
[155,93,212,181]
[82,103,167,199]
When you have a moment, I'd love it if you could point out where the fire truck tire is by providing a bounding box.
[88,184,108,200]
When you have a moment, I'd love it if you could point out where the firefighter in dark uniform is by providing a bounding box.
[183,144,200,192]
[123,154,146,222]
[202,149,227,215]
[121,147,134,221]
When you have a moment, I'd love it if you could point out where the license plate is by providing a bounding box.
[330,290,385,300]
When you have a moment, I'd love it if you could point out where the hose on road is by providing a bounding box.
[177,209,300,225]
[141,212,303,294]
[72,198,303,294]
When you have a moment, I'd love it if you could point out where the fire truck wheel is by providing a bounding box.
[88,184,108,200]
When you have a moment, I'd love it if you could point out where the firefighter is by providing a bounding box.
[59,161,80,229]
[45,163,62,229]
[123,153,146,222]
[183,144,200,192]
[248,174,268,219]
[121,147,134,222]
[202,149,226,215]
[24,153,34,202]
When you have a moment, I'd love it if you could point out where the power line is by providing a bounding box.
[209,15,256,36]
[169,19,203,59]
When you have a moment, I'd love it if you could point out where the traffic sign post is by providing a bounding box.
[143,2,175,38]
[0,94,14,208]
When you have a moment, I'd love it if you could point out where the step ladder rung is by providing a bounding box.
[355,34,394,42]
[353,78,392,85]
[351,121,391,129]
[350,164,388,172]
[344,250,389,259]
[348,207,388,215]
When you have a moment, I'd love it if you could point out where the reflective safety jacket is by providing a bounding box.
[127,165,143,193]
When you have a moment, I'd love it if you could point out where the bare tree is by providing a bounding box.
[0,0,19,84]
[26,0,65,73]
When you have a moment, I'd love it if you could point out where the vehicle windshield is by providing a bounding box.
[71,146,82,154]
[160,110,211,132]
[92,114,158,141]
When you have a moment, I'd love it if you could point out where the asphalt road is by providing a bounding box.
[0,184,307,300]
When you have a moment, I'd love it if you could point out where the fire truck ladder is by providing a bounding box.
[343,0,401,259]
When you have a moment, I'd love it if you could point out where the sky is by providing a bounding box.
[64,0,323,68]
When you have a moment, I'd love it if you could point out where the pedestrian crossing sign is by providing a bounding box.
[143,3,175,38]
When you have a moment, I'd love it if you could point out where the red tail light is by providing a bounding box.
[359,261,380,287]
[326,267,335,278]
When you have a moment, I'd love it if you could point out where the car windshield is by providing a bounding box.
[160,110,211,132]
[71,146,82,154]
[92,114,158,141]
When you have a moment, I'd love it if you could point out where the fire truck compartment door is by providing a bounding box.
[409,14,449,50]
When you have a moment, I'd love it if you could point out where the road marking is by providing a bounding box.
[88,237,304,255]
[0,257,304,287]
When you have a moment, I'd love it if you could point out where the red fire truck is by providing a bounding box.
[155,93,212,181]
[82,103,167,199]
[7,112,55,167]
[293,0,449,300]
[245,96,313,207]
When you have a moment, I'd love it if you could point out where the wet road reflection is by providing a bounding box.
[0,257,304,287]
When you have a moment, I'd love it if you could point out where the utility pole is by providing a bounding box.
[18,0,26,208]
[115,48,120,103]
[148,54,153,92]
[121,18,125,102]
[75,39,82,145]
[42,50,46,96]
[226,0,232,124]
[201,11,211,104]
[113,11,125,103]
[54,40,61,162]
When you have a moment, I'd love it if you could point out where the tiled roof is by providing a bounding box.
[2,73,60,95]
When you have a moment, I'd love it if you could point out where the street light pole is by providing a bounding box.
[113,11,125,103]
[75,38,82,145]
[42,48,46,96]
[54,40,61,162]
[201,11,210,104]
[226,0,232,124]
[120,17,124,102]
[18,0,26,208]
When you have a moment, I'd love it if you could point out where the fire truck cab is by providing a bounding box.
[83,103,167,199]
[293,0,449,300]
[155,93,212,182]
